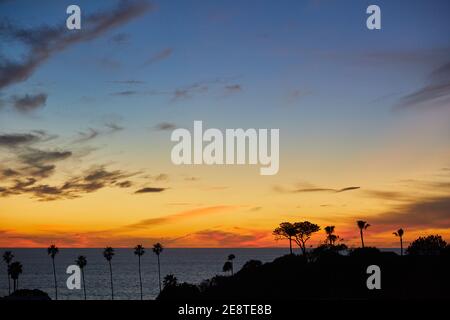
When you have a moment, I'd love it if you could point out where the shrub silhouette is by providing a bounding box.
[406,235,447,256]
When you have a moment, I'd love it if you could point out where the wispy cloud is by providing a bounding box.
[124,206,235,229]
[275,183,360,194]
[395,60,450,109]
[370,195,450,229]
[135,187,166,194]
[144,48,173,65]
[0,0,152,89]
[154,122,176,131]
[11,93,47,113]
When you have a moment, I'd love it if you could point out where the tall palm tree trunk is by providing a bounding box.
[138,256,143,300]
[81,269,86,300]
[52,258,58,300]
[360,229,365,248]
[157,255,161,293]
[108,261,114,300]
[400,237,403,256]
[13,279,16,292]
[6,265,11,295]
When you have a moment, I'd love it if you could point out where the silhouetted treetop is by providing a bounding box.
[407,235,447,256]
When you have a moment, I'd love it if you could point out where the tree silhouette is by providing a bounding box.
[103,247,115,300]
[324,226,337,245]
[393,228,405,256]
[75,255,87,300]
[47,244,59,300]
[406,235,447,256]
[293,221,320,256]
[134,244,145,300]
[152,243,164,294]
[8,261,22,292]
[223,261,233,275]
[163,274,178,288]
[356,220,370,248]
[273,222,297,254]
[222,254,236,275]
[2,251,14,295]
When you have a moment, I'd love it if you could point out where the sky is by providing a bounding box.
[0,0,449,248]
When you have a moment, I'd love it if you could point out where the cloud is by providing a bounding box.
[0,0,152,90]
[74,128,99,143]
[275,183,360,194]
[370,195,450,229]
[0,164,138,201]
[72,123,123,144]
[11,93,47,113]
[116,180,132,188]
[224,84,242,94]
[154,122,176,131]
[125,206,235,229]
[135,187,166,194]
[336,186,360,193]
[109,32,130,45]
[1,168,19,177]
[188,229,267,247]
[144,48,173,65]
[0,132,43,148]
[105,122,124,132]
[110,80,145,85]
[396,60,450,109]
[111,90,138,96]
[19,148,72,165]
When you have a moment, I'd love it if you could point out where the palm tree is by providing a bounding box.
[2,251,14,295]
[223,254,235,275]
[47,244,59,300]
[356,220,370,248]
[103,247,115,300]
[134,244,145,300]
[75,255,87,300]
[393,228,405,256]
[9,261,22,292]
[163,274,178,288]
[324,226,336,245]
[152,243,164,294]
[223,261,233,275]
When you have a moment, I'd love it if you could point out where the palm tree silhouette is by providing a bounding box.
[47,244,59,300]
[75,255,87,300]
[324,226,336,245]
[163,274,178,288]
[393,228,405,256]
[2,251,14,295]
[152,243,164,294]
[134,244,145,300]
[103,247,115,300]
[9,261,22,292]
[222,254,236,275]
[356,221,370,248]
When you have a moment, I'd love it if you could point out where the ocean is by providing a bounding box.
[0,248,401,300]
[0,248,290,300]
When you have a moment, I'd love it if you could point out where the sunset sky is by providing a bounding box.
[1,0,449,248]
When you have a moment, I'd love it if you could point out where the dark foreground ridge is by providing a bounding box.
[157,247,450,300]
[1,289,51,301]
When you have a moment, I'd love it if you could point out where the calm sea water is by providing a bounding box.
[0,248,289,300]
[0,248,400,300]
